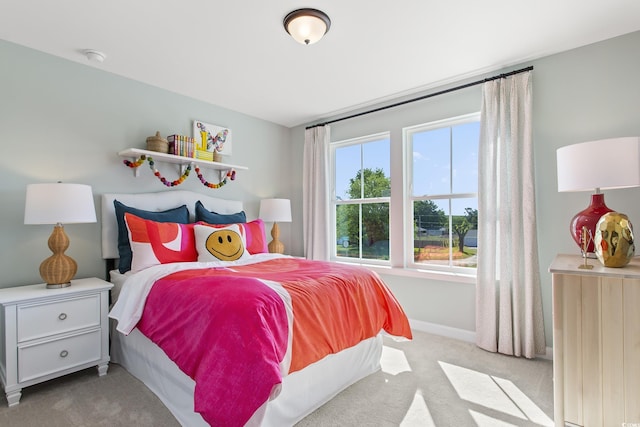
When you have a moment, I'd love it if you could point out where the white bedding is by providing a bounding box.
[108,269,128,305]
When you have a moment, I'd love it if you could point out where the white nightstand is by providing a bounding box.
[0,277,113,406]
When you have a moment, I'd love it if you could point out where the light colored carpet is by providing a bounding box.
[0,362,178,427]
[297,331,553,427]
[0,330,553,426]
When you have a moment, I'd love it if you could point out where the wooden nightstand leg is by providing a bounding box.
[96,362,109,377]
[6,389,21,406]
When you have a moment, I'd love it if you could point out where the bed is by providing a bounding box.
[102,190,412,426]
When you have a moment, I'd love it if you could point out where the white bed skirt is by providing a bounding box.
[111,325,383,426]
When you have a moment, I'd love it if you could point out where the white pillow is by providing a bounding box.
[194,224,251,262]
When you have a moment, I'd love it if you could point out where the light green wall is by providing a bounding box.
[0,40,293,288]
[532,31,640,346]
[291,31,640,347]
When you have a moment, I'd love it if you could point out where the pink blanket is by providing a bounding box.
[137,272,288,426]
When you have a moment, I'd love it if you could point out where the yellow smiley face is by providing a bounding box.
[205,229,245,261]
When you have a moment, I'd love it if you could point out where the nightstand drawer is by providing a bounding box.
[17,295,100,342]
[18,329,102,383]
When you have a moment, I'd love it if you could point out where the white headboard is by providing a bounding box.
[101,190,244,259]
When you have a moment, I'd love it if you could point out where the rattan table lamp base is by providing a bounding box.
[267,222,285,254]
[39,224,77,288]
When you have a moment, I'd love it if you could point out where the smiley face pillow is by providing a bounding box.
[194,224,251,262]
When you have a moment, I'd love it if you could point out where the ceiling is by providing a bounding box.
[2,1,640,128]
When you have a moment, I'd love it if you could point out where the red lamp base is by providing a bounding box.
[570,193,613,255]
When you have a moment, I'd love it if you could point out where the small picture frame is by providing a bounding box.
[193,120,233,156]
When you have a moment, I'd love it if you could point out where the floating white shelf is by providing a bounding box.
[118,148,248,175]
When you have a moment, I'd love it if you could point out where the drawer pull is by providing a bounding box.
[60,350,69,358]
[58,313,67,320]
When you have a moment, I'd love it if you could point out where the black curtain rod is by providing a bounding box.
[306,65,533,130]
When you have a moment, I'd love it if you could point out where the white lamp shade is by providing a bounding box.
[284,9,330,45]
[557,137,640,192]
[259,199,292,223]
[24,183,97,225]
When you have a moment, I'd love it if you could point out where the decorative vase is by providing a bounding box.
[570,193,613,255]
[594,212,635,267]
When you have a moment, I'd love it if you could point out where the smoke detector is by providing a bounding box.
[83,49,106,63]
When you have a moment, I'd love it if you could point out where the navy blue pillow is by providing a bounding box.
[114,200,189,273]
[195,200,246,224]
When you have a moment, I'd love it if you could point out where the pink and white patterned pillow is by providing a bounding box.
[125,213,197,273]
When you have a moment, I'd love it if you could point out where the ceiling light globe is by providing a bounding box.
[284,9,331,45]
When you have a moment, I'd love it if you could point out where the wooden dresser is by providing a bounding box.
[550,254,640,427]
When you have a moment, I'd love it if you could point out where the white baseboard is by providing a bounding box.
[540,347,553,360]
[408,318,553,360]
[409,319,476,343]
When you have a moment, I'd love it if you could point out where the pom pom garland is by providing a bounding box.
[123,156,235,189]
[195,166,236,189]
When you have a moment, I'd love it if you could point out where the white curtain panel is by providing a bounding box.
[303,125,331,260]
[476,71,546,358]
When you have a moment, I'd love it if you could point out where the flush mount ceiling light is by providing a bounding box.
[283,8,331,45]
[83,49,106,63]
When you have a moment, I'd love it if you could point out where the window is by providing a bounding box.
[330,113,479,276]
[405,114,479,272]
[332,133,390,263]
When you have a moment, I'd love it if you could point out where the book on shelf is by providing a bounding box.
[167,134,196,158]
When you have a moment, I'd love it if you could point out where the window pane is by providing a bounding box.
[452,122,479,194]
[335,144,361,200]
[336,204,358,257]
[413,199,449,266]
[414,199,446,237]
[412,127,451,196]
[362,202,389,260]
[451,198,478,268]
[358,167,391,199]
[363,139,391,197]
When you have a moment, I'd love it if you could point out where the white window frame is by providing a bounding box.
[403,112,480,275]
[330,132,391,266]
[328,113,479,283]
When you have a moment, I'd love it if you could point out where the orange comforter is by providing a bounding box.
[212,257,413,371]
